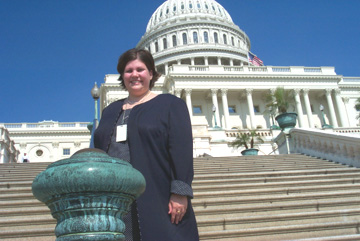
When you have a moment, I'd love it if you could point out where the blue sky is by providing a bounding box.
[1,0,359,123]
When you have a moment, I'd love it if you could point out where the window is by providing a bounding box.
[228,106,236,113]
[193,32,198,44]
[63,148,70,156]
[182,33,187,45]
[204,31,209,43]
[223,34,227,45]
[193,106,202,114]
[172,35,177,47]
[163,38,167,49]
[231,37,235,46]
[155,41,159,52]
[254,105,260,113]
[214,32,218,43]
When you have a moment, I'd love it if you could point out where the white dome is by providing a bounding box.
[146,0,234,33]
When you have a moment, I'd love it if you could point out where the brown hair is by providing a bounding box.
[117,48,161,90]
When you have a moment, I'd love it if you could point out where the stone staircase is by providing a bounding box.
[1,154,360,240]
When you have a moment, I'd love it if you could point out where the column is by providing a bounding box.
[246,88,255,129]
[221,89,230,129]
[165,63,169,75]
[229,59,234,66]
[217,57,221,66]
[343,97,351,126]
[185,89,193,120]
[303,89,314,128]
[294,89,304,127]
[174,89,182,98]
[191,58,195,66]
[204,57,209,66]
[325,89,338,128]
[211,89,221,128]
[334,89,348,127]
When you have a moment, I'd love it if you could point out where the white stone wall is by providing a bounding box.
[0,121,91,163]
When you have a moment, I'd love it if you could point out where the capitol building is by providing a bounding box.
[1,0,360,163]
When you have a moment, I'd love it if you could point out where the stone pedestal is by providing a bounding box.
[32,148,146,241]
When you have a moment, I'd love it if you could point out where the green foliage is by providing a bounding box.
[265,87,295,114]
[230,129,264,150]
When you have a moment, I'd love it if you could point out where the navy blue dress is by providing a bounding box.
[94,94,199,241]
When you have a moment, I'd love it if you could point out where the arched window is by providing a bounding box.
[193,32,198,44]
[172,35,177,47]
[155,42,159,52]
[163,38,167,49]
[214,32,218,44]
[231,37,235,46]
[182,33,187,45]
[204,31,209,43]
[223,34,227,45]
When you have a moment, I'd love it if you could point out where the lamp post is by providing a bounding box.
[91,82,100,128]
[212,105,220,129]
[319,104,332,129]
[269,106,280,130]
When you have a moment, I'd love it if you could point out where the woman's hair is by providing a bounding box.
[117,48,161,90]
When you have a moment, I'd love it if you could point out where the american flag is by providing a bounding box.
[248,52,264,66]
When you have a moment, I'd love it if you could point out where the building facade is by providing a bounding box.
[0,121,91,163]
[98,0,360,157]
[2,0,359,161]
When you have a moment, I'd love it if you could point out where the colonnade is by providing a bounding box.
[163,56,243,75]
[175,88,350,130]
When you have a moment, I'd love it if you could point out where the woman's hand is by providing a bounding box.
[168,193,188,224]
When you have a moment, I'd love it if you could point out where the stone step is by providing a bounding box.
[1,155,359,241]
[193,196,360,217]
[194,168,360,180]
[0,215,54,227]
[192,172,360,186]
[0,226,55,240]
[196,209,360,232]
[193,179,360,192]
[199,221,360,241]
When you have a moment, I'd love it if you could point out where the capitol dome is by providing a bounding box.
[146,0,234,33]
[137,0,252,75]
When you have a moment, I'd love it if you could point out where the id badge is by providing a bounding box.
[116,124,127,142]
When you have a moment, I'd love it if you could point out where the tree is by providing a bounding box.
[230,129,264,150]
[265,87,295,114]
[355,97,360,119]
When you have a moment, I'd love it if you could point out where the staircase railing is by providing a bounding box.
[279,128,360,167]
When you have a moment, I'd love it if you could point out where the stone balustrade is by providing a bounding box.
[287,128,360,167]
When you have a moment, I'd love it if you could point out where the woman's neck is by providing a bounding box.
[124,91,154,110]
[127,90,151,104]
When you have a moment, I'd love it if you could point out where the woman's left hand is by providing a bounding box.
[168,193,188,224]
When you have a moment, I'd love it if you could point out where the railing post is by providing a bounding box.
[32,148,146,241]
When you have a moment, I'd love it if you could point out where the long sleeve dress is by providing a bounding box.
[94,94,199,241]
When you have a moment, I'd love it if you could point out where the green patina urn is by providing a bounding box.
[32,148,146,241]
[275,112,298,132]
[241,148,259,156]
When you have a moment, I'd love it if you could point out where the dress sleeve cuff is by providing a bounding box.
[171,180,194,198]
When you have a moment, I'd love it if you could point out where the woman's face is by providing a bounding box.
[123,58,153,97]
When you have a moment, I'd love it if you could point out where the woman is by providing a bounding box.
[94,48,199,241]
